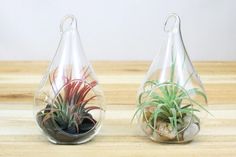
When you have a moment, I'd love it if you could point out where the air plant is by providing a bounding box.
[37,67,102,135]
[133,56,210,142]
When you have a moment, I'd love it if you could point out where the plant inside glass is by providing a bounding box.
[133,60,209,143]
[36,67,103,143]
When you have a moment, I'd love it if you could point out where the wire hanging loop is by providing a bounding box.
[60,15,77,32]
[164,13,181,33]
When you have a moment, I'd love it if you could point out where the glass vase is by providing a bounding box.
[34,15,105,144]
[134,14,208,143]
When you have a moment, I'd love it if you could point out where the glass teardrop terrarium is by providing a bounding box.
[34,15,105,144]
[133,14,209,143]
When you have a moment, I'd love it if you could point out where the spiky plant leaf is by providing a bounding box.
[38,67,102,134]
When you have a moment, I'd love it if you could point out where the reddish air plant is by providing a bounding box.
[37,67,102,134]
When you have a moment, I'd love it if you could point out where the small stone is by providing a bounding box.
[79,118,96,134]
[183,115,192,125]
[183,114,200,126]
[156,120,177,140]
[183,123,199,141]
[55,120,68,130]
[65,125,77,134]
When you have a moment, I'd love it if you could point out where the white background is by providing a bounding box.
[0,0,235,61]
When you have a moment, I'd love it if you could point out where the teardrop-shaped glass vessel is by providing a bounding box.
[34,15,105,144]
[133,14,208,143]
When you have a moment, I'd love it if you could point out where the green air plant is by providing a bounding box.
[36,67,102,142]
[133,57,209,143]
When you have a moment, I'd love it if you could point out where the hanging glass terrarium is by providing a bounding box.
[34,15,105,144]
[133,14,209,143]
